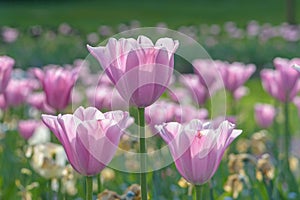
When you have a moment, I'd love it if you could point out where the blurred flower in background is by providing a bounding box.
[32,65,79,111]
[1,26,19,43]
[0,56,14,94]
[254,103,276,129]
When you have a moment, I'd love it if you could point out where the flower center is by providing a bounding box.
[197,130,203,138]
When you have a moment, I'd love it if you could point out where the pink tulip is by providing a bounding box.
[87,85,127,111]
[27,92,55,114]
[180,74,209,106]
[218,61,256,93]
[18,120,40,140]
[32,65,79,111]
[261,58,300,102]
[173,105,208,123]
[254,103,276,128]
[42,106,131,176]
[87,35,179,107]
[145,101,176,134]
[97,73,113,86]
[0,94,7,109]
[4,79,33,107]
[156,120,242,185]
[193,59,221,91]
[0,56,14,93]
[233,86,249,101]
[167,87,191,104]
[274,57,300,92]
[1,27,19,43]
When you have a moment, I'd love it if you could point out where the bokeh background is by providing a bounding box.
[0,0,299,71]
[1,1,300,199]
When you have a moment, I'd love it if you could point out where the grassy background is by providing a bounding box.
[0,0,299,33]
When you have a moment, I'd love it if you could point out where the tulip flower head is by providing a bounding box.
[180,74,210,106]
[33,65,79,111]
[18,120,40,140]
[4,79,34,107]
[87,35,179,107]
[86,85,127,111]
[193,59,222,93]
[261,57,300,102]
[156,120,242,185]
[27,92,56,114]
[0,55,14,93]
[218,61,256,93]
[254,103,276,128]
[42,107,132,176]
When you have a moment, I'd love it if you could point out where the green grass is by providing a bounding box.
[0,0,299,33]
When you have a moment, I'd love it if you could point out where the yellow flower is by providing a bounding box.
[256,154,275,182]
[101,168,116,182]
[224,174,246,199]
[178,177,190,188]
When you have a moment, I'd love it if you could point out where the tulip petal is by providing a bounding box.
[74,106,105,121]
[41,114,62,141]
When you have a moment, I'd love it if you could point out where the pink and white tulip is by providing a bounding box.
[156,120,242,185]
[87,35,179,107]
[42,106,131,176]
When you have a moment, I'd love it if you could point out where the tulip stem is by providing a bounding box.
[138,107,147,200]
[195,185,202,200]
[86,176,93,200]
[283,102,290,169]
[97,174,102,193]
[48,179,52,200]
[283,102,299,194]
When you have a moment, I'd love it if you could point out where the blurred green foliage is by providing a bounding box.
[0,0,299,33]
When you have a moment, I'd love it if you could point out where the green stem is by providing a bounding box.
[138,107,147,200]
[86,176,93,200]
[272,101,279,159]
[194,185,202,200]
[209,182,214,200]
[97,174,102,194]
[283,102,299,194]
[230,92,237,116]
[263,177,274,200]
[48,179,52,200]
[284,102,290,169]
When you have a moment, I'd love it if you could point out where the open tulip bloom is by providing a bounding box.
[156,119,242,198]
[87,35,179,108]
[42,106,131,176]
[42,106,132,199]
